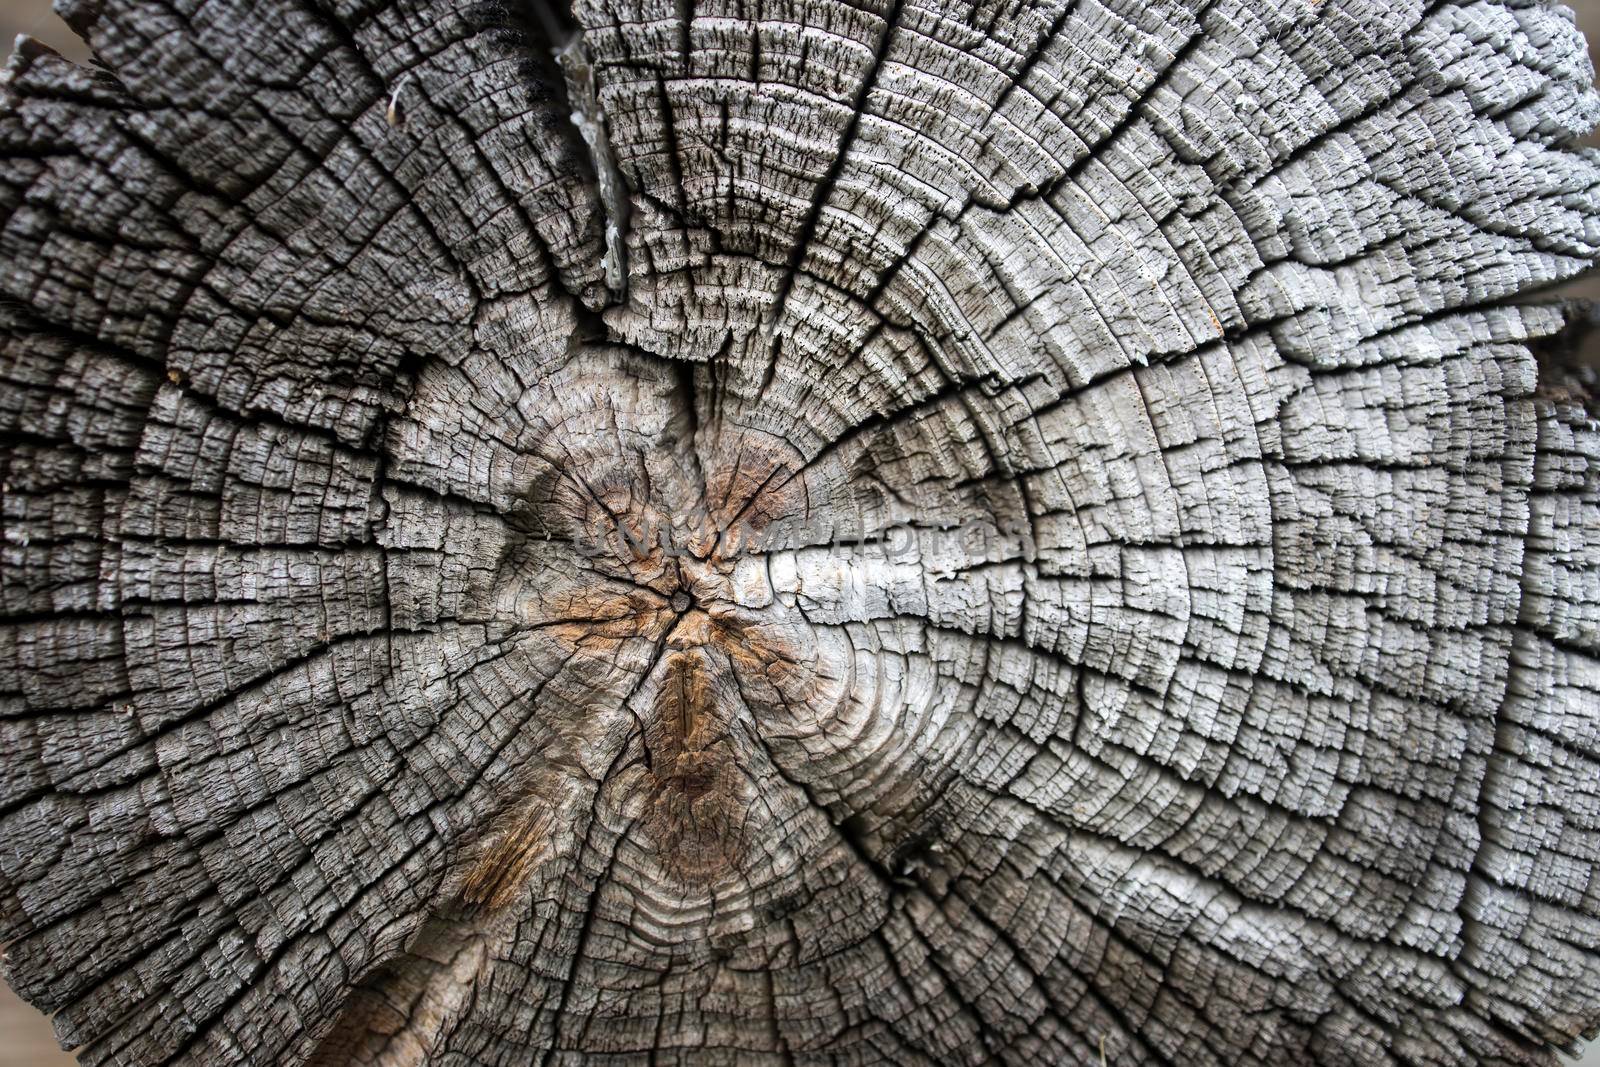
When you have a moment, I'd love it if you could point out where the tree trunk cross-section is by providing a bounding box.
[3,0,1600,1063]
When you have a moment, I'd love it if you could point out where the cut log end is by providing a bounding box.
[3,0,1600,1065]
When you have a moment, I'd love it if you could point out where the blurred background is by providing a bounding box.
[2,0,1600,1063]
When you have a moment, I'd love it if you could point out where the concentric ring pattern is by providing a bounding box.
[2,0,1600,1064]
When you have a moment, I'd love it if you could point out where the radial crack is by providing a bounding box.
[553,31,631,301]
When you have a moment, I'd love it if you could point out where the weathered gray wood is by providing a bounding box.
[2,0,1600,1063]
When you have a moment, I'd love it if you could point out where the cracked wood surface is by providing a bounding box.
[3,0,1600,1064]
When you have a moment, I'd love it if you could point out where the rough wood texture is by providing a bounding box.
[3,0,1600,1063]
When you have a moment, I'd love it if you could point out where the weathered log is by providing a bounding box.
[3,0,1600,1063]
